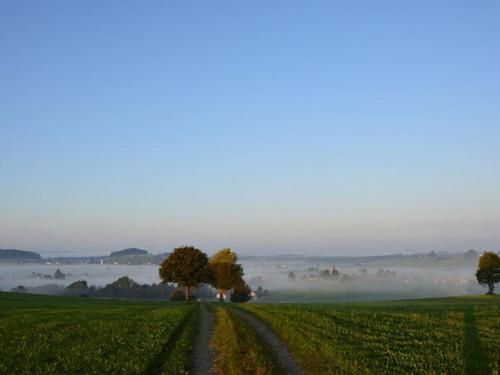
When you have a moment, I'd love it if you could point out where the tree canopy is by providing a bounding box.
[230,281,251,303]
[159,246,210,301]
[478,252,500,269]
[209,248,245,301]
[210,262,243,298]
[209,248,238,264]
[476,251,500,295]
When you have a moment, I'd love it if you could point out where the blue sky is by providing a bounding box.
[1,1,499,256]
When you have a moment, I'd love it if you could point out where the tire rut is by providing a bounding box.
[192,302,216,375]
[227,307,305,375]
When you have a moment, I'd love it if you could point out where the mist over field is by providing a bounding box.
[0,254,483,301]
[241,257,482,301]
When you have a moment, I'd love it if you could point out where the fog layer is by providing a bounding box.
[0,255,483,301]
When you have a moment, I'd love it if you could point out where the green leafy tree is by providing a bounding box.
[159,246,210,302]
[66,280,89,290]
[65,280,89,296]
[476,252,500,295]
[100,276,141,297]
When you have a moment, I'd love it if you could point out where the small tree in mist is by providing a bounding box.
[159,246,210,302]
[476,252,500,295]
[65,280,89,296]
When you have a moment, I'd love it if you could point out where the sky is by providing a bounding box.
[1,1,499,256]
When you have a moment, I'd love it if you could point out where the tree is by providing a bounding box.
[209,249,244,301]
[66,280,89,290]
[210,262,243,301]
[476,252,500,295]
[54,269,65,279]
[464,249,479,260]
[159,246,210,302]
[255,286,269,298]
[230,281,251,303]
[209,248,237,264]
[100,276,142,298]
[320,269,331,277]
[65,280,89,296]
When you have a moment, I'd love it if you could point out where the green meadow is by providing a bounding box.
[241,296,500,374]
[1,292,498,374]
[0,292,196,375]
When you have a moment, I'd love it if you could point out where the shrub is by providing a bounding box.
[230,282,251,303]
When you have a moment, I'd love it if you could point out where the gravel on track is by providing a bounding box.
[228,307,305,375]
[192,303,216,375]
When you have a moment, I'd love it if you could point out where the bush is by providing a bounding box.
[230,282,251,303]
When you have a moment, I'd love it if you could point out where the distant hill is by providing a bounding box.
[0,249,42,260]
[109,248,148,257]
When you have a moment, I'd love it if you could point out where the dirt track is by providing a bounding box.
[192,303,216,375]
[228,307,305,375]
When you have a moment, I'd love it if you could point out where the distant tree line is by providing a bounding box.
[64,277,172,299]
[61,276,217,300]
[30,269,67,280]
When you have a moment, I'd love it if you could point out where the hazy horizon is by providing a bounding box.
[2,1,499,256]
[0,244,490,259]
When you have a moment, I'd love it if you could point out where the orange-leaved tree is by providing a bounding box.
[209,249,244,302]
[475,251,500,295]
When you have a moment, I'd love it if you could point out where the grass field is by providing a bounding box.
[241,295,500,374]
[1,292,499,374]
[0,292,196,375]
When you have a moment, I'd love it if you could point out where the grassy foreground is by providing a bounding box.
[1,292,499,374]
[242,295,500,374]
[0,292,196,375]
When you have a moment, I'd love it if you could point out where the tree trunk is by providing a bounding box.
[219,289,224,302]
[487,282,495,295]
[184,285,189,302]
